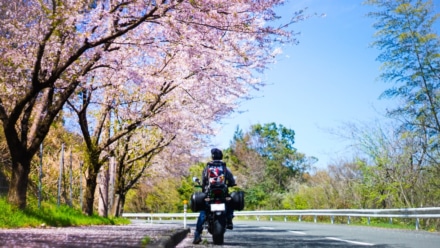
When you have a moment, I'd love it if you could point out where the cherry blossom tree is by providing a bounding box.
[0,0,305,211]
[0,0,181,209]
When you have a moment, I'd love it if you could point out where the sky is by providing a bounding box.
[211,0,400,169]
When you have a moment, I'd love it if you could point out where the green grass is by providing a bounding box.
[0,197,130,228]
[141,236,151,246]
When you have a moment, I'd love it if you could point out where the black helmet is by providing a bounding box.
[211,148,223,160]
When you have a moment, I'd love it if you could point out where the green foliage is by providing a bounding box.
[141,236,151,246]
[296,185,328,209]
[144,178,182,213]
[281,192,295,209]
[221,123,317,210]
[248,123,315,190]
[250,122,296,157]
[281,192,310,210]
[178,178,196,207]
[0,196,129,228]
[292,195,310,210]
[245,186,269,209]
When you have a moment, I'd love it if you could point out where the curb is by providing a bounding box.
[150,228,191,248]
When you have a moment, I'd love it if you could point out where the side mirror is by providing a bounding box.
[192,177,200,183]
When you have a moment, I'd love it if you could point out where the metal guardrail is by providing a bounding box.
[122,207,440,230]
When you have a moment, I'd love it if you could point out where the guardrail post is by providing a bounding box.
[416,218,419,230]
[270,216,273,221]
[368,217,370,225]
[183,200,188,229]
[284,216,287,222]
[299,215,302,222]
[257,216,260,221]
[314,215,317,223]
[389,217,392,225]
[347,216,351,225]
[331,216,334,224]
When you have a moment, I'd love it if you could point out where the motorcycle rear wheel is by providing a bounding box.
[212,219,225,245]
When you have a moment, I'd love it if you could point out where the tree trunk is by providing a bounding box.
[82,150,103,216]
[98,166,108,217]
[7,156,31,209]
[113,193,126,217]
[83,174,98,216]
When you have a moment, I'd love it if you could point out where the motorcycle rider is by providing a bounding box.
[193,148,236,244]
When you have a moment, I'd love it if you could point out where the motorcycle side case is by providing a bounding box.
[231,191,245,211]
[190,192,206,212]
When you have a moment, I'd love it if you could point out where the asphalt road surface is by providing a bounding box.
[175,220,440,248]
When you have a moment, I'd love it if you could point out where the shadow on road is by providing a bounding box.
[179,223,390,248]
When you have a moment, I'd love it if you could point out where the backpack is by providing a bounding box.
[205,161,227,187]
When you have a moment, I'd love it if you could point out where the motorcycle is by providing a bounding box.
[190,176,244,245]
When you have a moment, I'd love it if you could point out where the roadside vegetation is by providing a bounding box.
[127,122,440,232]
[0,197,129,228]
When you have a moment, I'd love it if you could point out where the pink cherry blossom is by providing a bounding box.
[0,0,306,212]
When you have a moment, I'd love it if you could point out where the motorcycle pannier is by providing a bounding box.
[190,192,206,212]
[231,191,245,211]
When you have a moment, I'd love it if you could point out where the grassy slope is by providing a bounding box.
[0,197,130,228]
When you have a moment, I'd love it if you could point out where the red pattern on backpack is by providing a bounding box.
[208,166,225,185]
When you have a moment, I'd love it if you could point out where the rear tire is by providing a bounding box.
[212,219,225,245]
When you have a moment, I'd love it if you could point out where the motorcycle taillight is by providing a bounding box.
[212,189,223,195]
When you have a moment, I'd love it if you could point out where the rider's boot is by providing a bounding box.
[227,217,233,230]
[193,231,202,244]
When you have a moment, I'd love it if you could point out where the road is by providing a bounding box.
[0,220,186,247]
[174,220,440,247]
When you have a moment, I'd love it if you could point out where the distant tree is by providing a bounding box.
[366,0,440,189]
[177,161,206,210]
[366,0,440,202]
[366,0,440,127]
[224,123,316,209]
[144,177,182,213]
[110,130,173,217]
[341,120,429,208]
[327,161,364,209]
[224,128,266,189]
[248,123,314,191]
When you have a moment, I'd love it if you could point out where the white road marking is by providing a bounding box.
[289,231,307,235]
[259,226,275,230]
[326,237,375,246]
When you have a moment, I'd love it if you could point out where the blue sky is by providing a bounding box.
[212,0,399,169]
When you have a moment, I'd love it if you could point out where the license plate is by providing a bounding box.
[210,203,225,211]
